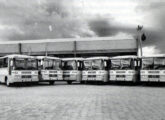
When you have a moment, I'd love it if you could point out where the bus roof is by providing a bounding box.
[140,54,165,58]
[110,55,138,59]
[0,54,35,59]
[62,57,84,61]
[85,56,109,60]
[36,56,61,60]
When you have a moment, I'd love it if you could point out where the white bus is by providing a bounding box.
[140,55,165,82]
[82,57,109,83]
[37,56,63,85]
[109,56,139,82]
[0,54,38,86]
[62,58,84,84]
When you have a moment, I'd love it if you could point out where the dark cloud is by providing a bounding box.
[88,18,136,37]
[0,0,165,55]
[135,0,165,53]
[0,0,95,40]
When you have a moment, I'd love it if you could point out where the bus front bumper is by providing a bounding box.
[10,75,38,83]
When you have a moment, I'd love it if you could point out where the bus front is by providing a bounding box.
[10,57,38,85]
[39,58,63,84]
[141,57,165,82]
[82,58,108,82]
[109,58,137,82]
[63,59,82,84]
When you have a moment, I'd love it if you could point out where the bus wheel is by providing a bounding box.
[5,78,11,87]
[80,81,85,84]
[49,81,55,85]
[67,81,72,84]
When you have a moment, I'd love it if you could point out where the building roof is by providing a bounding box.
[0,36,134,44]
[62,57,84,61]
[140,54,165,58]
[36,56,61,60]
[110,55,138,59]
[0,54,35,59]
[85,56,109,60]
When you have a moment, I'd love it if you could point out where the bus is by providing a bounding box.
[62,58,84,84]
[82,57,109,83]
[0,54,38,86]
[140,55,165,82]
[37,56,63,85]
[109,56,139,82]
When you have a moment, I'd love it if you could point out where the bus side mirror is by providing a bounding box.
[104,61,107,67]
[10,60,13,66]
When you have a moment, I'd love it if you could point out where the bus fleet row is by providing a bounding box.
[0,54,165,86]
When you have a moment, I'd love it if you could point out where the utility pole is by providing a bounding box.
[137,25,143,57]
[74,41,77,58]
[45,42,48,56]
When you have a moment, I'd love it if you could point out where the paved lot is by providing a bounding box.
[0,82,165,120]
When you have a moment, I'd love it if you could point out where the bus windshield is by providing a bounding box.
[154,57,165,70]
[111,59,121,70]
[83,60,92,70]
[142,58,153,70]
[26,59,38,70]
[121,59,132,70]
[63,60,77,70]
[14,58,26,70]
[44,59,62,70]
[92,59,104,70]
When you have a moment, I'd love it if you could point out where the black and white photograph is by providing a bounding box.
[0,0,165,120]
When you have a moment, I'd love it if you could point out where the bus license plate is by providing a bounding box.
[149,78,158,82]
[23,79,31,82]
[88,78,95,80]
[117,77,125,80]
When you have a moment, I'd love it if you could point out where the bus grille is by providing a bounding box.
[88,75,96,77]
[22,75,31,78]
[116,71,125,73]
[88,71,96,74]
[22,71,31,74]
[116,75,125,77]
[148,75,159,78]
[49,71,57,73]
[49,74,57,77]
[63,75,70,77]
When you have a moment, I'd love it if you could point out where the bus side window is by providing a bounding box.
[4,58,8,67]
[0,59,3,68]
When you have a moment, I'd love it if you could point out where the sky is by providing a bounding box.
[0,0,165,55]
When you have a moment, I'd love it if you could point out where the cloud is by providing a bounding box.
[88,17,137,38]
[0,0,164,55]
[0,0,95,40]
[143,46,160,56]
[135,0,165,53]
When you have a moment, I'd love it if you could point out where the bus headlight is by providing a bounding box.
[14,75,21,80]
[32,75,38,79]
[141,75,148,79]
[96,75,104,80]
[126,75,133,80]
[82,71,87,75]
[82,75,87,80]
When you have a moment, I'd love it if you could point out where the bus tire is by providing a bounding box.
[67,81,72,84]
[80,81,85,84]
[5,77,11,87]
[49,81,55,85]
